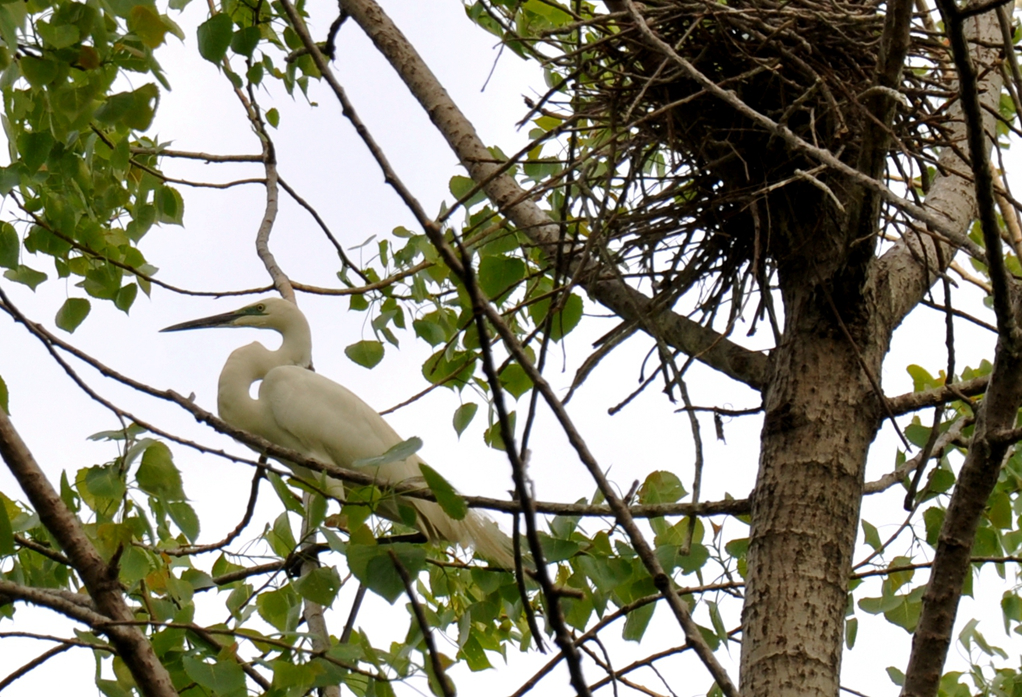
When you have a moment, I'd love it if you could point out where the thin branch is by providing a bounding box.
[161,467,264,556]
[389,551,455,697]
[0,643,75,690]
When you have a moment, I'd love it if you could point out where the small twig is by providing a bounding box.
[162,466,265,556]
[0,643,75,690]
[340,583,367,644]
[389,551,455,697]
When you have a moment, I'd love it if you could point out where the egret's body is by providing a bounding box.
[164,298,513,567]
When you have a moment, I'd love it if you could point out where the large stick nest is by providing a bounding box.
[543,0,956,325]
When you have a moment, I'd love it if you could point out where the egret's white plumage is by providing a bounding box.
[163,298,514,567]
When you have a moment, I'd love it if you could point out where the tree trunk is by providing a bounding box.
[741,255,887,696]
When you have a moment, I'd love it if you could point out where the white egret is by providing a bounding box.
[162,298,514,568]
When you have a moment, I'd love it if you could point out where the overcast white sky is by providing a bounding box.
[0,2,1018,696]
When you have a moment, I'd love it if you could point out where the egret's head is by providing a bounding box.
[161,298,300,333]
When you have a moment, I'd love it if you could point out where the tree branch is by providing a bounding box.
[337,0,770,391]
[0,421,176,697]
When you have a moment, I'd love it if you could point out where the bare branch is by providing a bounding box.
[339,0,770,391]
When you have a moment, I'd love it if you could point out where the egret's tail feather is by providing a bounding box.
[410,499,516,569]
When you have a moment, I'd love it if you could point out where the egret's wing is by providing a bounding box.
[261,366,514,567]
[260,366,415,474]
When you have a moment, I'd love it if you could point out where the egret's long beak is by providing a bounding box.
[160,310,244,333]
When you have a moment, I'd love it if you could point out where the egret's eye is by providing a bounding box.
[255,304,266,312]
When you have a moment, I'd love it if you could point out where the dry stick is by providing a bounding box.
[388,551,455,697]
[101,618,384,680]
[339,583,367,644]
[475,295,741,697]
[618,0,984,261]
[278,176,370,282]
[14,533,71,566]
[863,417,972,495]
[216,37,334,691]
[887,374,988,415]
[935,3,1017,337]
[0,419,177,697]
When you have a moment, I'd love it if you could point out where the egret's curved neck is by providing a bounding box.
[273,310,313,370]
[217,343,276,432]
[217,310,313,431]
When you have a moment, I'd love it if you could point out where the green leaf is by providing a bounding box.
[128,5,168,48]
[529,292,584,341]
[347,542,425,604]
[136,442,186,500]
[0,374,8,414]
[94,84,159,131]
[231,25,261,57]
[0,222,17,268]
[845,616,858,649]
[458,633,493,671]
[19,56,58,87]
[413,318,447,346]
[84,262,123,299]
[478,255,525,302]
[197,13,233,64]
[55,298,91,333]
[499,363,532,399]
[862,519,882,551]
[257,586,301,632]
[538,532,580,562]
[293,565,342,606]
[419,463,468,520]
[353,436,422,469]
[972,525,1001,557]
[5,265,47,290]
[345,340,384,368]
[906,364,937,392]
[988,490,1012,529]
[168,502,200,542]
[267,512,297,557]
[449,174,486,208]
[884,594,921,633]
[83,464,127,499]
[453,402,478,437]
[182,655,246,696]
[271,661,321,694]
[638,471,686,504]
[155,186,184,225]
[0,499,14,556]
[37,20,79,49]
[17,131,54,173]
[422,348,476,387]
[265,107,279,128]
[115,283,138,313]
[622,600,655,641]
[1002,592,1022,633]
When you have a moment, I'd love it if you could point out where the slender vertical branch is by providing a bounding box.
[389,551,455,697]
